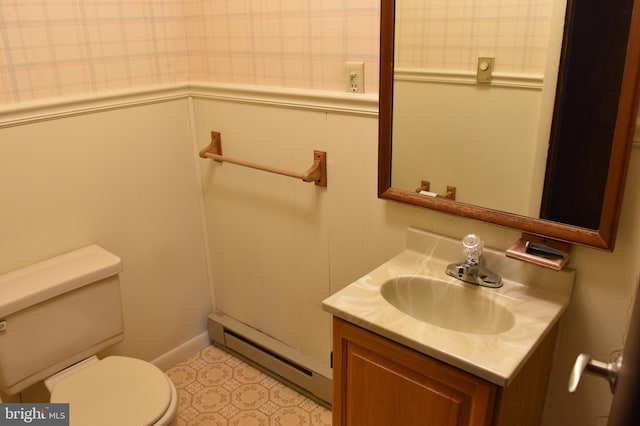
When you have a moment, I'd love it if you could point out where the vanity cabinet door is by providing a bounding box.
[333,318,496,426]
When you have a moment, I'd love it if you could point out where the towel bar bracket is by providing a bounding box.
[415,180,456,200]
[199,131,327,187]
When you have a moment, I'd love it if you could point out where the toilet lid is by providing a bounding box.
[50,356,172,426]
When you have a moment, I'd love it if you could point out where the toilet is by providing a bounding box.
[0,245,178,426]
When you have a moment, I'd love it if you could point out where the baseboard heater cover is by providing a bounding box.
[207,312,332,405]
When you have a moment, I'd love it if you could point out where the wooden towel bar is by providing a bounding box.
[199,131,327,187]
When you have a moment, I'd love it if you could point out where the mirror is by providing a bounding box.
[379,0,640,250]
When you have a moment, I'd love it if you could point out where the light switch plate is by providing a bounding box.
[477,57,494,83]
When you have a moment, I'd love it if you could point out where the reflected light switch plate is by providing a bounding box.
[477,57,494,83]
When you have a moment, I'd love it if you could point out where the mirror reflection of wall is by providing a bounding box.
[391,0,566,216]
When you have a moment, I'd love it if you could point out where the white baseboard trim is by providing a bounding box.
[151,331,211,371]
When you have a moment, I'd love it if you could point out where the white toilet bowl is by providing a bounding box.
[47,356,177,426]
[0,245,178,425]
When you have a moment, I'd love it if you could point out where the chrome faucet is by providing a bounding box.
[446,234,502,288]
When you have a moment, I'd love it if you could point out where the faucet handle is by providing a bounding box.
[462,234,483,264]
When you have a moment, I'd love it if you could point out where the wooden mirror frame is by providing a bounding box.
[378,0,640,250]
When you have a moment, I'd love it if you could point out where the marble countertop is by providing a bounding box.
[322,227,575,386]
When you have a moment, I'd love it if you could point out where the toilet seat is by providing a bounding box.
[50,356,177,426]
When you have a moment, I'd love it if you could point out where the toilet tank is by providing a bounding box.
[0,245,125,395]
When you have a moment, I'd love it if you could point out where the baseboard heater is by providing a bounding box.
[207,312,332,406]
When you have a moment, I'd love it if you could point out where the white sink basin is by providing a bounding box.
[381,275,515,334]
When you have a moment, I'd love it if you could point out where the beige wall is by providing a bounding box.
[193,96,332,362]
[191,89,640,425]
[0,98,212,364]
[392,79,544,216]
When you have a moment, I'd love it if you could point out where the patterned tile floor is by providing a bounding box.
[166,345,332,426]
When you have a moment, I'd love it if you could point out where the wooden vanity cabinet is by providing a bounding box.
[332,317,557,426]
